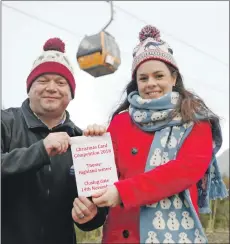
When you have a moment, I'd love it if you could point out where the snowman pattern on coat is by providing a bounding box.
[150,148,162,167]
[181,211,195,229]
[167,212,180,231]
[137,96,152,105]
[194,229,207,243]
[160,198,172,209]
[151,111,168,121]
[145,196,207,243]
[183,121,194,129]
[178,132,184,145]
[162,152,170,164]
[163,233,175,243]
[146,202,158,208]
[152,211,166,230]
[171,93,179,105]
[210,164,216,179]
[140,110,207,244]
[173,195,183,209]
[178,232,192,243]
[129,106,134,115]
[146,121,156,127]
[167,133,178,149]
[145,231,160,244]
[160,132,170,147]
[184,199,190,208]
[133,110,147,122]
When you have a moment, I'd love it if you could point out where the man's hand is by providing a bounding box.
[83,124,107,136]
[72,196,98,224]
[43,132,70,156]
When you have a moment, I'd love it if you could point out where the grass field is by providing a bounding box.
[75,226,230,243]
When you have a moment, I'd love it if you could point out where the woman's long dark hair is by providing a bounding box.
[110,63,219,123]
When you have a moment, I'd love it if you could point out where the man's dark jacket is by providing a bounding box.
[1,99,107,244]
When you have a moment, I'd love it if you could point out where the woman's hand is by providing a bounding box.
[92,185,121,208]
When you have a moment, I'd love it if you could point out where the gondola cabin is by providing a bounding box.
[77,31,121,77]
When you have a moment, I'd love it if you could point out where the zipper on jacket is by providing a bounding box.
[46,157,52,197]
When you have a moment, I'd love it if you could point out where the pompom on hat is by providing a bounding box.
[132,25,178,78]
[26,38,76,98]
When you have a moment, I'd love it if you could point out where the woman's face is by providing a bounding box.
[136,60,176,99]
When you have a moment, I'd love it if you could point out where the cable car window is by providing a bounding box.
[77,34,102,58]
[104,33,120,59]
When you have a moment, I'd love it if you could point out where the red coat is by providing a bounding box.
[102,111,213,243]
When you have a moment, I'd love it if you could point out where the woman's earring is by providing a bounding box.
[172,84,176,91]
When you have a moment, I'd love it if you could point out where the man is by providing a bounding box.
[1,37,107,244]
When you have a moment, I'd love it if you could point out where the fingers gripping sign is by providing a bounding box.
[72,196,98,224]
[43,132,70,156]
[83,124,107,137]
[92,185,121,208]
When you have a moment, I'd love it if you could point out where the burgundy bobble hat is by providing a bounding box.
[26,38,76,98]
[132,25,178,78]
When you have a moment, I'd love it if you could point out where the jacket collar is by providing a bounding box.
[21,98,79,133]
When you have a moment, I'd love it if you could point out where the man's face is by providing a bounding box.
[28,74,72,116]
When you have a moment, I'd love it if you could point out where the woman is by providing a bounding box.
[73,25,228,243]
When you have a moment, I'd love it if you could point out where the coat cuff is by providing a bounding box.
[114,181,136,209]
[75,207,108,231]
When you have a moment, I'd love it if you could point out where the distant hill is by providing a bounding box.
[217,148,229,176]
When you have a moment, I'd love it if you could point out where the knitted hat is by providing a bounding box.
[26,38,76,98]
[132,25,178,78]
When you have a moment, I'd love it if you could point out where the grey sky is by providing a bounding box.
[2,1,229,155]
